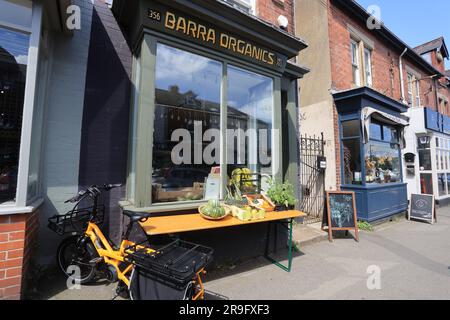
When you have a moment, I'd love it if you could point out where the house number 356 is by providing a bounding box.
[148,9,161,22]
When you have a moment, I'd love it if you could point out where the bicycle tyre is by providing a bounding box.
[57,235,98,284]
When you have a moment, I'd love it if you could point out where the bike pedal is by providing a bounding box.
[89,257,103,264]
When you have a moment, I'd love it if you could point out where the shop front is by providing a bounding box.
[111,0,308,261]
[403,107,450,205]
[334,87,409,222]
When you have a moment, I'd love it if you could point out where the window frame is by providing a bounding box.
[434,135,450,198]
[0,1,45,214]
[350,39,361,86]
[350,38,373,88]
[126,32,283,211]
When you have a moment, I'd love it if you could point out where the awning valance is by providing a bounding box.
[361,107,409,148]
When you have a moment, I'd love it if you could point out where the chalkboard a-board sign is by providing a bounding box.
[409,194,436,224]
[323,191,359,242]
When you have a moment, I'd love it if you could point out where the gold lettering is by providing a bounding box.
[229,37,237,52]
[237,40,245,54]
[198,24,207,41]
[267,52,275,65]
[220,33,229,48]
[176,17,186,33]
[262,51,269,63]
[207,29,216,44]
[252,46,262,61]
[187,21,197,38]
[165,11,176,30]
[244,44,252,57]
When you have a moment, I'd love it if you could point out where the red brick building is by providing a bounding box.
[296,0,449,221]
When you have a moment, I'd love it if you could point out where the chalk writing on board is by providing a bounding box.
[329,194,355,228]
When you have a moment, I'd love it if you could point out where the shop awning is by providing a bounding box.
[361,107,410,148]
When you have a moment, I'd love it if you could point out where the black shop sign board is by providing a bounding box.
[323,191,359,242]
[409,194,436,224]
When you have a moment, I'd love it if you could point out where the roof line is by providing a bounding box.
[334,0,444,78]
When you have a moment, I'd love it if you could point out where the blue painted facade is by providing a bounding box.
[424,107,450,135]
[334,87,409,222]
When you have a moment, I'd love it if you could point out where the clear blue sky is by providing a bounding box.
[356,0,450,69]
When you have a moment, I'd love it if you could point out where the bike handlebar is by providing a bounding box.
[64,184,122,203]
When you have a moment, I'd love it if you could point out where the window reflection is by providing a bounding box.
[365,142,400,184]
[152,43,222,203]
[227,65,273,192]
[0,27,29,204]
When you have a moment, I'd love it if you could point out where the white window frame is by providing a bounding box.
[364,47,373,87]
[351,40,361,86]
[407,73,414,106]
[224,0,256,14]
[0,1,44,214]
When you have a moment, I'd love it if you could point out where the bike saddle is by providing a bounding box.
[122,210,152,223]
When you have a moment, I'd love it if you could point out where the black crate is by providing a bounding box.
[47,205,105,235]
[125,239,213,284]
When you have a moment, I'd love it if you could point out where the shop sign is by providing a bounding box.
[144,4,287,72]
[323,191,359,242]
[409,194,436,224]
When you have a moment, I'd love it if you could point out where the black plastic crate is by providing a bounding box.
[125,239,213,283]
[47,205,105,235]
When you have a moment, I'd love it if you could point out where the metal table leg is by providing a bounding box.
[264,218,294,272]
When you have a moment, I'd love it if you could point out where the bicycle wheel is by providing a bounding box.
[57,235,98,284]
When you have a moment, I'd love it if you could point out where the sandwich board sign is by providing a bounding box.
[409,194,436,224]
[323,191,359,242]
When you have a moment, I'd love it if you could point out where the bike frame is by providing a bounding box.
[84,222,206,299]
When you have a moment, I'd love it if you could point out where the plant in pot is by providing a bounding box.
[266,180,297,211]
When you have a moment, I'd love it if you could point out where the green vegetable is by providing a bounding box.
[266,179,297,208]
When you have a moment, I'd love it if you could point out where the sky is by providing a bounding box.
[356,0,450,69]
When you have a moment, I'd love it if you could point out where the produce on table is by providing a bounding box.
[230,205,266,222]
[224,182,249,207]
[200,199,227,219]
[244,194,275,212]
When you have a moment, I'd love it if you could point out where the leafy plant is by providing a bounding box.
[357,221,374,232]
[266,179,297,208]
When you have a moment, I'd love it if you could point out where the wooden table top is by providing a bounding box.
[140,210,306,236]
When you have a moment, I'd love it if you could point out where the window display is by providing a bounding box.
[365,142,401,184]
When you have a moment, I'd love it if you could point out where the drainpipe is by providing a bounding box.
[399,48,408,104]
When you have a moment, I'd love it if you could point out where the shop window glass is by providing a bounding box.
[227,65,273,191]
[369,122,382,140]
[438,173,446,196]
[365,142,401,184]
[342,120,359,138]
[0,27,30,204]
[342,138,361,185]
[447,174,450,196]
[418,150,432,171]
[420,173,433,195]
[152,43,222,203]
[0,0,32,30]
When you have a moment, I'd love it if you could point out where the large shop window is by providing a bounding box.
[365,122,401,184]
[342,120,362,185]
[227,66,273,187]
[153,44,222,204]
[150,43,274,205]
[0,26,30,205]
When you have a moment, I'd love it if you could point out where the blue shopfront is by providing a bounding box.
[334,87,410,222]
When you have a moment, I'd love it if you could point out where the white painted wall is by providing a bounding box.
[38,0,94,264]
[402,107,426,199]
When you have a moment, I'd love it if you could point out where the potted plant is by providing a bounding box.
[266,180,297,211]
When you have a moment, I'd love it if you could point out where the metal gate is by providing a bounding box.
[299,133,326,224]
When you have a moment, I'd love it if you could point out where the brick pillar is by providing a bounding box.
[0,211,38,300]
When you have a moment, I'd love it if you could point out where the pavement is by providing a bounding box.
[36,207,450,300]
